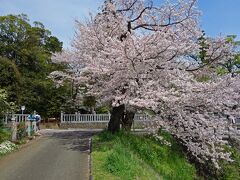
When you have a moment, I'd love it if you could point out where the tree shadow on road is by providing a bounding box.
[50,131,98,153]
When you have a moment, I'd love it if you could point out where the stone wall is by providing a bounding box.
[59,123,108,129]
[5,121,146,130]
[59,121,145,130]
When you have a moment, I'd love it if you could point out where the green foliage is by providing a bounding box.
[218,35,240,74]
[92,131,196,180]
[0,14,71,118]
[96,106,110,114]
[0,57,21,102]
[219,146,240,180]
[0,89,16,117]
[196,75,211,82]
[0,128,11,143]
[0,14,63,71]
[226,35,240,45]
[197,33,240,76]
[19,79,71,118]
[83,96,96,108]
[198,31,210,64]
[216,67,229,75]
[17,122,27,140]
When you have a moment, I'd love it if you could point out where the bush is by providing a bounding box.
[0,128,11,143]
[96,106,110,114]
[17,122,27,140]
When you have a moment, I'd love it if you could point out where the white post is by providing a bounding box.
[32,121,37,133]
[93,110,96,121]
[60,111,64,123]
[27,121,32,137]
[77,112,80,122]
[75,112,78,122]
[11,116,17,142]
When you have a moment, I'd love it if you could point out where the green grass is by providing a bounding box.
[219,146,240,180]
[92,130,196,180]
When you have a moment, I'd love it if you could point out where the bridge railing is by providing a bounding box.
[60,112,150,123]
[4,114,30,124]
[3,113,150,124]
[61,113,110,123]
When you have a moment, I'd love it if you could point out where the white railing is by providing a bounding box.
[3,113,150,124]
[61,113,111,123]
[134,114,149,121]
[60,112,149,123]
[4,114,30,124]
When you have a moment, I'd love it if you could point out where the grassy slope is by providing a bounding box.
[92,131,196,180]
[219,146,240,180]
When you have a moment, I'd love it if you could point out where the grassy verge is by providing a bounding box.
[219,146,240,179]
[0,127,11,144]
[92,130,196,180]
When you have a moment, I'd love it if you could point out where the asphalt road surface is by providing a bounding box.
[0,130,96,180]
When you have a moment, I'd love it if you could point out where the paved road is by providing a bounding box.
[0,130,96,180]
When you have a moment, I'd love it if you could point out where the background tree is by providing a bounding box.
[0,14,71,117]
[217,35,240,76]
[0,89,16,126]
[0,57,21,103]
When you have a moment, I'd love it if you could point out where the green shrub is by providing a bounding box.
[96,106,110,114]
[0,128,11,143]
[17,122,27,140]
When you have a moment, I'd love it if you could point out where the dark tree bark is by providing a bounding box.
[122,110,135,131]
[108,104,125,133]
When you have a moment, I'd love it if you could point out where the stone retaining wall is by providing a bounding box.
[5,121,145,130]
[59,123,108,129]
[59,121,145,129]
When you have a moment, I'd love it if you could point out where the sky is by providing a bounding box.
[0,0,239,48]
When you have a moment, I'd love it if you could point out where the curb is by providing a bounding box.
[89,138,93,180]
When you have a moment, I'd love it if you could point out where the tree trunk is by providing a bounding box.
[108,104,125,133]
[122,110,135,131]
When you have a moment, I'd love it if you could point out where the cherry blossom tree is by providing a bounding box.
[52,0,240,169]
[53,0,202,130]
[133,70,240,169]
